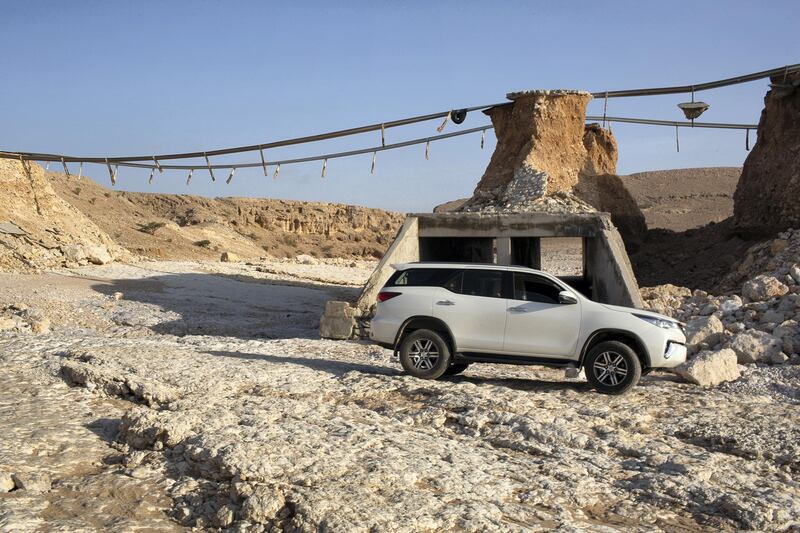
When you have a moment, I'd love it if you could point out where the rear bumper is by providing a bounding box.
[369,314,400,347]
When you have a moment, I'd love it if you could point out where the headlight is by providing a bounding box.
[634,314,680,330]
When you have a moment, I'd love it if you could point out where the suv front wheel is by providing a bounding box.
[399,329,451,380]
[584,341,642,395]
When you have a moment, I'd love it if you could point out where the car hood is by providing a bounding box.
[599,303,679,323]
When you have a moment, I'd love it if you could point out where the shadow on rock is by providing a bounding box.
[87,270,353,340]
[204,350,403,378]
[446,374,594,393]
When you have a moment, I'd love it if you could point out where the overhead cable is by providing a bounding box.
[0,63,795,167]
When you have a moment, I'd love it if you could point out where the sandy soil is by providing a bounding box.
[1,259,798,531]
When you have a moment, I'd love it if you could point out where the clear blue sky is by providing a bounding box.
[1,1,798,212]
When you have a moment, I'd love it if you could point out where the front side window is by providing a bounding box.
[460,270,504,299]
[513,273,562,304]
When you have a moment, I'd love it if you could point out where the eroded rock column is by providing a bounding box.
[733,71,800,237]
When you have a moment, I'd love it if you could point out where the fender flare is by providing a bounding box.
[579,329,651,368]
[393,315,457,354]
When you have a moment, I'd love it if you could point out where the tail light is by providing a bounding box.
[377,291,401,303]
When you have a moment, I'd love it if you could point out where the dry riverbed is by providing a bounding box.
[0,259,799,532]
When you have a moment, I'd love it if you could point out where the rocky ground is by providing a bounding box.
[1,256,799,532]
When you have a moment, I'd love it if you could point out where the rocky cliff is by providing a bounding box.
[733,71,800,237]
[46,169,404,261]
[0,160,126,271]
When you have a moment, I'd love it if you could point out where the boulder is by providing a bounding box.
[29,316,51,334]
[684,315,724,350]
[760,309,785,324]
[0,470,14,492]
[61,244,87,262]
[220,251,240,263]
[674,349,740,387]
[719,296,743,315]
[319,301,357,340]
[0,316,16,331]
[728,330,783,363]
[790,264,800,283]
[733,71,800,236]
[766,351,789,365]
[742,275,789,301]
[85,244,112,265]
[773,319,798,340]
[296,254,319,265]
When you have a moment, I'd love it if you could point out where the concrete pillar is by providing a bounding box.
[496,237,511,265]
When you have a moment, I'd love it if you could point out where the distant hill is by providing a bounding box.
[47,170,404,261]
[619,167,741,232]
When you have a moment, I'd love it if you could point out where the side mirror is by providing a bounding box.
[558,291,578,305]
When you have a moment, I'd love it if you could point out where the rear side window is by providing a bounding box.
[513,273,562,304]
[386,268,460,288]
[460,270,504,298]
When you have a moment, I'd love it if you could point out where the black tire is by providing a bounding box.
[444,363,470,376]
[399,329,451,380]
[584,341,642,395]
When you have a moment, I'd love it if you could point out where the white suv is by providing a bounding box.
[370,263,686,394]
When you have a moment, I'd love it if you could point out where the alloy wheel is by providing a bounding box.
[408,339,439,370]
[592,351,629,386]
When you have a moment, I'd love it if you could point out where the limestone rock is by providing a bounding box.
[0,160,124,271]
[674,349,740,387]
[743,275,789,301]
[0,470,14,492]
[29,316,50,334]
[11,472,51,493]
[319,300,356,340]
[719,296,743,315]
[220,251,240,263]
[470,90,593,197]
[790,264,800,283]
[85,244,112,265]
[240,486,285,524]
[729,330,783,363]
[61,244,87,263]
[760,309,785,324]
[734,71,800,236]
[296,254,319,265]
[454,90,645,247]
[0,316,16,331]
[766,351,789,365]
[684,315,724,350]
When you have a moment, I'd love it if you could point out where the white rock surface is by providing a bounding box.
[0,471,14,493]
[0,261,798,531]
[729,330,783,364]
[674,349,740,387]
[684,315,724,349]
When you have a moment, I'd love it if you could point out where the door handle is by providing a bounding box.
[436,300,455,306]
[508,306,527,313]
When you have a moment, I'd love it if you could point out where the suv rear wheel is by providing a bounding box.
[399,329,451,380]
[584,341,642,395]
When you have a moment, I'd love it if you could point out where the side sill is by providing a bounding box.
[455,352,576,368]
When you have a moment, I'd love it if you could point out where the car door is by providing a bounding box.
[432,269,508,353]
[503,272,581,357]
